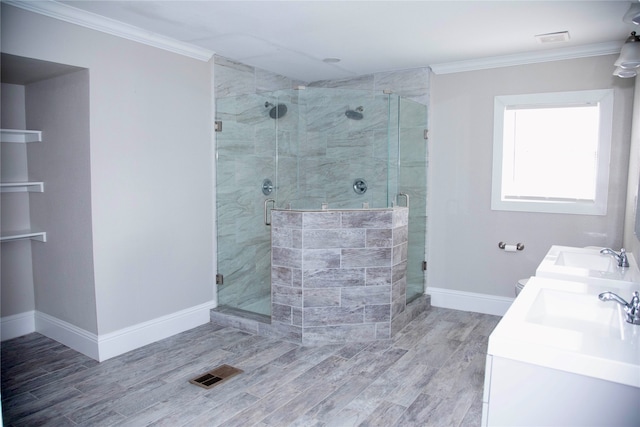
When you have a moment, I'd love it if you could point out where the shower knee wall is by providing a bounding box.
[270,207,411,344]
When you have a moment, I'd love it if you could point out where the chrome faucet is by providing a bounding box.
[600,247,630,268]
[599,291,640,325]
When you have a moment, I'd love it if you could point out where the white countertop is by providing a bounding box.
[488,276,640,388]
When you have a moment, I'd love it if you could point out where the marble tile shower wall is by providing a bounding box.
[295,89,390,209]
[270,207,409,344]
[214,55,430,312]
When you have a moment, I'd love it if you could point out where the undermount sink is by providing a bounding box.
[536,245,640,285]
[554,250,617,271]
[526,287,626,340]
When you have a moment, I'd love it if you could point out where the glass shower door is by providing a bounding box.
[215,93,278,316]
[399,96,428,301]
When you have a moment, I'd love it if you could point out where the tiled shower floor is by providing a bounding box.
[1,307,500,426]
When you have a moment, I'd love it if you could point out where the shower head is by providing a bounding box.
[345,106,364,120]
[264,102,288,119]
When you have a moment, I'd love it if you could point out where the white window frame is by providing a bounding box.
[491,89,614,215]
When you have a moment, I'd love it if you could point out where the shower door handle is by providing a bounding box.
[398,193,409,209]
[264,199,275,226]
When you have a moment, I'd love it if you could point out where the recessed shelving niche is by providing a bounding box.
[1,128,46,243]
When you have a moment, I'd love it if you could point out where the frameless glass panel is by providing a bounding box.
[398,96,428,302]
[215,93,278,316]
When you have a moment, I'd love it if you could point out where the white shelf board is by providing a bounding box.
[0,230,47,243]
[0,182,44,193]
[0,129,42,143]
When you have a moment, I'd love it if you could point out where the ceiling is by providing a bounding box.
[30,1,640,82]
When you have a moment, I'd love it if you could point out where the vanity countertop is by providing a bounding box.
[488,276,640,388]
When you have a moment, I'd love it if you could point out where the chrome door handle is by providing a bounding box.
[264,199,275,226]
[398,192,409,208]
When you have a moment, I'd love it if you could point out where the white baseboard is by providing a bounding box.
[36,311,100,359]
[427,287,514,316]
[2,301,215,362]
[96,300,215,361]
[1,311,36,341]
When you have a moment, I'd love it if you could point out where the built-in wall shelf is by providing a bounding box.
[0,128,46,242]
[0,182,44,193]
[0,129,42,143]
[0,230,47,243]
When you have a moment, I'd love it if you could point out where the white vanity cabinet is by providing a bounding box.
[483,354,640,426]
[0,128,47,243]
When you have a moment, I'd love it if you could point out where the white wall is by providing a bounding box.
[1,4,215,339]
[428,55,634,304]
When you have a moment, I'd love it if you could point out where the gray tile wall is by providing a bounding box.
[271,207,409,344]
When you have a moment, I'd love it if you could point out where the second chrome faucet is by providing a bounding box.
[600,247,630,268]
[599,291,640,325]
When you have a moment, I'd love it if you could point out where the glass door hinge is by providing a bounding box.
[214,121,222,132]
[422,261,427,271]
[424,129,428,140]
[216,274,224,285]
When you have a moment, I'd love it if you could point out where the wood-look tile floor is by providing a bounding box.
[1,307,500,427]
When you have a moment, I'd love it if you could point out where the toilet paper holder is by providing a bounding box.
[498,242,525,251]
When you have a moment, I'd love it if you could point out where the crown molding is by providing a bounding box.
[430,41,622,75]
[5,1,620,73]
[4,0,214,62]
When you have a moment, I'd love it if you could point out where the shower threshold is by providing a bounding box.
[210,305,271,336]
[210,295,431,344]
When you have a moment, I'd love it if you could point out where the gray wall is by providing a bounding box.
[2,4,214,334]
[623,75,640,259]
[1,83,35,317]
[429,54,635,298]
[27,70,97,332]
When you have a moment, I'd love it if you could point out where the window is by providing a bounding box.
[492,89,613,215]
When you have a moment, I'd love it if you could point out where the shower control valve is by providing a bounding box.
[262,178,274,195]
[353,178,368,195]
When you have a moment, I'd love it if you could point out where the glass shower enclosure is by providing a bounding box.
[215,87,427,317]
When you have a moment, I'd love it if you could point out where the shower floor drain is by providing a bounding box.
[189,364,243,389]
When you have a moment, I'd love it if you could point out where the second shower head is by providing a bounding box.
[345,106,364,120]
[265,102,288,119]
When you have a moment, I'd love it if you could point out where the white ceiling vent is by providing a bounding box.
[535,31,570,44]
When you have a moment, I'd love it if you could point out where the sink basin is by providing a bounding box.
[526,288,625,340]
[554,251,617,271]
[536,245,640,285]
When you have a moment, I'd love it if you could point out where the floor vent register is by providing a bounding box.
[189,364,243,389]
